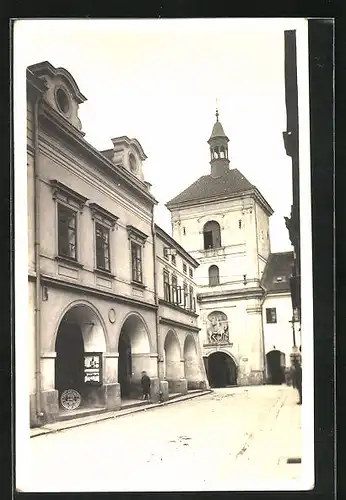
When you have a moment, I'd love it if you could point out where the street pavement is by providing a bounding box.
[21,385,303,492]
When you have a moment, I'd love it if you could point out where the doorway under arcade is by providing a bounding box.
[55,304,107,411]
[117,313,154,400]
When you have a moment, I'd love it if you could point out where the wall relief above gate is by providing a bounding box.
[207,311,229,344]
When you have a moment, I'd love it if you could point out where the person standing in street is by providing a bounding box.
[141,370,151,401]
[292,358,302,404]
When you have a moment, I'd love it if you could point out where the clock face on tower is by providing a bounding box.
[129,153,137,174]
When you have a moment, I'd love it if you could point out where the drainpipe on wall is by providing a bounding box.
[151,209,161,379]
[33,95,44,422]
[259,286,268,383]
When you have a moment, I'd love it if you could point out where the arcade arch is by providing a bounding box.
[183,334,201,388]
[54,303,107,408]
[117,313,151,398]
[164,330,181,384]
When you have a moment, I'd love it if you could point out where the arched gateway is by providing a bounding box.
[266,350,285,385]
[55,303,107,410]
[205,351,237,388]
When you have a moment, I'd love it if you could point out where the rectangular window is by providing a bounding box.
[95,223,110,271]
[163,270,170,302]
[163,247,169,260]
[171,254,176,266]
[131,242,143,283]
[58,204,77,259]
[172,275,178,304]
[189,267,193,278]
[189,285,194,310]
[183,263,187,274]
[266,308,277,324]
[183,282,188,307]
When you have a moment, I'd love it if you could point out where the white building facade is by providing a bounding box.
[261,251,301,383]
[155,225,208,397]
[26,62,207,427]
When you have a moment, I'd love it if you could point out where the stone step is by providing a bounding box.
[57,406,107,422]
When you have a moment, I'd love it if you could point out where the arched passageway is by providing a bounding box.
[118,314,151,399]
[205,352,237,388]
[55,304,106,410]
[184,335,202,389]
[266,350,285,384]
[164,330,181,381]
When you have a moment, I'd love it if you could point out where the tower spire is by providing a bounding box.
[208,103,230,178]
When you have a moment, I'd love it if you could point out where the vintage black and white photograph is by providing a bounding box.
[14,18,315,492]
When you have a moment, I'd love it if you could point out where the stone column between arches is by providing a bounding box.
[166,359,188,394]
[102,352,121,410]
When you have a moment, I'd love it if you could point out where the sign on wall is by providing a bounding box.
[84,352,103,385]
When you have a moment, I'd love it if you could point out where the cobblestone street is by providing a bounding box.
[23,385,302,492]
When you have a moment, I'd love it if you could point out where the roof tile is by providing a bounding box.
[261,251,294,293]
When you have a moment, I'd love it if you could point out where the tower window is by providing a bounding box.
[209,265,220,286]
[203,220,222,249]
[239,219,242,229]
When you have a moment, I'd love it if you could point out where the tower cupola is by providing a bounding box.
[208,108,230,178]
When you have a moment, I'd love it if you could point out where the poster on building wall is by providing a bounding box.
[84,353,102,385]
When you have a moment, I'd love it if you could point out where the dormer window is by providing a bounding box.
[56,87,71,115]
[274,276,287,283]
[129,153,138,174]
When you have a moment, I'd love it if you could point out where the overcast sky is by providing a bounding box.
[15,18,309,252]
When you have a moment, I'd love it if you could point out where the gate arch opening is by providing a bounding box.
[266,350,285,384]
[206,351,237,388]
[55,304,107,409]
[118,313,150,399]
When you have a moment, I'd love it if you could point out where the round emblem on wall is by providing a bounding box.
[60,389,82,410]
[108,308,116,324]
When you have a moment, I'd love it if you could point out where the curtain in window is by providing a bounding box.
[95,223,110,271]
[58,204,76,259]
[131,242,142,283]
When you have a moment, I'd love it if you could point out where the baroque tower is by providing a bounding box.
[166,110,273,387]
